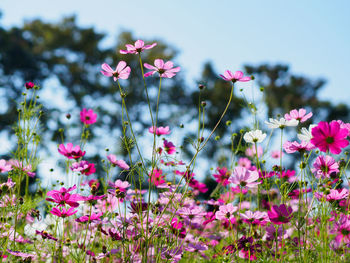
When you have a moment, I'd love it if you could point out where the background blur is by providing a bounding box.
[1,0,349,192]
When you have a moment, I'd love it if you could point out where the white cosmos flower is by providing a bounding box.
[297,124,317,142]
[265,118,299,129]
[243,130,266,144]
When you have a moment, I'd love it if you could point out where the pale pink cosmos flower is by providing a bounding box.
[283,140,315,154]
[219,70,251,82]
[96,194,119,213]
[0,159,12,173]
[120,39,157,54]
[229,167,261,188]
[326,189,348,202]
[238,157,251,169]
[148,126,171,136]
[284,108,313,123]
[245,145,263,158]
[107,154,130,170]
[100,61,131,81]
[144,59,180,78]
[215,203,238,221]
[312,155,339,178]
[336,120,350,137]
[270,150,283,159]
[80,108,97,125]
[8,160,35,177]
[108,179,130,193]
[240,211,269,226]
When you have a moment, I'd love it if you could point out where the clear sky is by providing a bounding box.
[1,0,350,104]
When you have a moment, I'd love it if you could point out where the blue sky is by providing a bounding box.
[1,0,350,104]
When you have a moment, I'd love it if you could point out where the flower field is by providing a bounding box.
[1,39,350,263]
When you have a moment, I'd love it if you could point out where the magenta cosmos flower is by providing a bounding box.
[213,167,231,186]
[58,143,85,159]
[229,167,260,188]
[163,140,176,154]
[50,207,78,218]
[284,108,312,123]
[149,168,166,186]
[312,155,339,178]
[100,61,131,81]
[144,59,180,78]
[107,154,130,170]
[148,126,171,136]
[80,108,97,125]
[267,204,293,225]
[25,81,35,89]
[120,39,157,54]
[219,70,251,83]
[311,121,349,154]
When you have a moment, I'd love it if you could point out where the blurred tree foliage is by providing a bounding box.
[0,14,349,187]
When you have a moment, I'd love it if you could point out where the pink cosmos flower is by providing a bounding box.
[50,207,78,218]
[75,212,103,223]
[7,249,36,260]
[213,167,231,186]
[267,204,293,225]
[270,150,283,159]
[120,39,157,54]
[326,189,348,202]
[312,155,339,178]
[311,121,349,154]
[163,140,176,154]
[283,140,315,154]
[334,214,350,243]
[100,61,131,81]
[80,108,97,125]
[58,143,85,159]
[284,108,313,123]
[238,157,251,169]
[96,194,119,213]
[337,120,350,137]
[0,178,16,190]
[245,145,263,158]
[240,211,269,226]
[219,70,251,82]
[106,154,130,170]
[215,203,238,221]
[0,159,12,173]
[70,160,96,176]
[8,160,35,177]
[108,179,130,194]
[144,59,180,78]
[148,126,171,136]
[229,167,260,188]
[149,168,166,186]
